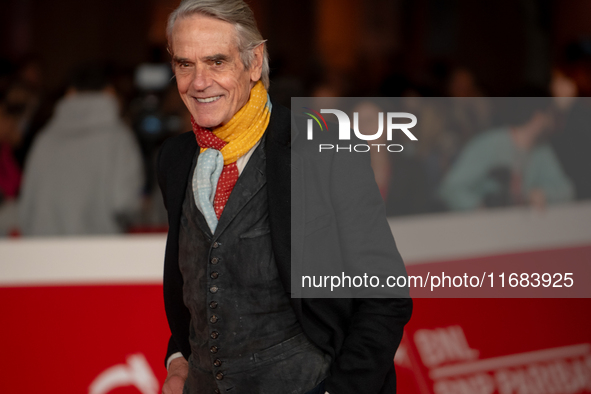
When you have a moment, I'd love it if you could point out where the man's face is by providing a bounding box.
[171,14,262,128]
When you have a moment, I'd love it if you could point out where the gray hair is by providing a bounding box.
[167,0,270,89]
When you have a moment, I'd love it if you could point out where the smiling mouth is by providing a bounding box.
[195,96,221,103]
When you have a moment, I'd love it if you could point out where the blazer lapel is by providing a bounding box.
[213,142,266,238]
[266,101,304,317]
[290,150,305,298]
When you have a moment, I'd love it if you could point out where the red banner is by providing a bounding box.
[0,285,169,394]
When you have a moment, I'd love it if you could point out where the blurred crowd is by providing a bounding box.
[0,39,590,236]
[365,70,591,217]
[0,56,192,236]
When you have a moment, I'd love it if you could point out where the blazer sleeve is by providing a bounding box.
[323,143,413,394]
[157,136,193,366]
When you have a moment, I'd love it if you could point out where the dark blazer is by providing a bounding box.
[157,100,412,394]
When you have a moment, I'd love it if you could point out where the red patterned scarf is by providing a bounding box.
[191,81,270,219]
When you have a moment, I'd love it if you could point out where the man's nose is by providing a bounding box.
[191,64,212,91]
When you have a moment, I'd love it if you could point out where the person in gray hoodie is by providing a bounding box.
[19,65,144,236]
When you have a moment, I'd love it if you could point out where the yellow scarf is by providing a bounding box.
[201,80,271,165]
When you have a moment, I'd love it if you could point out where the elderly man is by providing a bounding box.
[158,1,412,393]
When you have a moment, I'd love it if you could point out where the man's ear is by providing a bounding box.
[249,43,265,83]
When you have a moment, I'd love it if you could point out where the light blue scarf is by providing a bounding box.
[192,149,224,233]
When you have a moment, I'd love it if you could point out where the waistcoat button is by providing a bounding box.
[210,315,218,323]
[209,301,218,309]
[210,285,218,293]
[210,345,218,353]
[210,271,219,279]
[215,372,224,380]
[213,359,222,367]
[212,242,220,249]
[210,331,219,339]
[211,257,219,264]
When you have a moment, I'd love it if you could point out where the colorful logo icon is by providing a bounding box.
[303,107,329,131]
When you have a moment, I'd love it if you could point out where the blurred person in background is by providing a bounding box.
[18,64,144,235]
[439,92,574,211]
[549,41,591,201]
[446,66,492,150]
[389,94,452,216]
[0,91,24,235]
[0,56,54,172]
[0,92,23,198]
[11,56,44,165]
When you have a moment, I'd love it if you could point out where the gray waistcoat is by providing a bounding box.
[179,141,330,394]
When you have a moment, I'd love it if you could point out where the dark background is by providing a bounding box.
[2,0,590,96]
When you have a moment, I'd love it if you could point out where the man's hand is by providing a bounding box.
[162,357,188,394]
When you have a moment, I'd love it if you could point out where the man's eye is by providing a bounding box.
[214,60,223,66]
